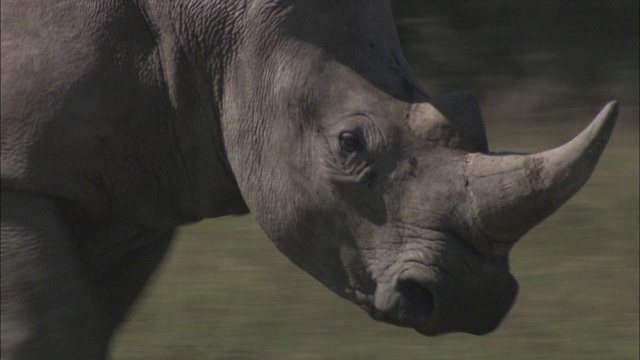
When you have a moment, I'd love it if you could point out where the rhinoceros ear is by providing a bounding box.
[430,92,489,152]
[408,92,489,153]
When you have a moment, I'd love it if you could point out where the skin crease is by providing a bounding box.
[1,0,616,358]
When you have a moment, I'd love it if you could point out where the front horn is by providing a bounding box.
[462,101,618,251]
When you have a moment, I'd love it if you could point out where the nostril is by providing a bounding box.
[395,279,435,322]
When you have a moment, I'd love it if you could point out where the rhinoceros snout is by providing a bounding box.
[370,278,435,327]
[371,266,519,336]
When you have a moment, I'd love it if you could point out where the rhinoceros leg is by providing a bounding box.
[90,229,174,329]
[1,191,111,359]
[1,192,174,359]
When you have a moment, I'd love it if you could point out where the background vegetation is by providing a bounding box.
[113,1,639,359]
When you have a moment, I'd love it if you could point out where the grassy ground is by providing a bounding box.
[112,98,638,359]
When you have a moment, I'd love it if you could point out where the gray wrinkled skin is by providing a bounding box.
[1,1,617,359]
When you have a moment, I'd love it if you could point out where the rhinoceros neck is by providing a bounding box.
[138,0,251,221]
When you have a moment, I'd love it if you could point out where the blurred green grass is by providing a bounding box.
[113,3,638,359]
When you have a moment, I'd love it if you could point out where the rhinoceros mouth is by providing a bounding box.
[364,273,517,336]
[355,232,518,336]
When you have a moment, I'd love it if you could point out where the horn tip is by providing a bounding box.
[592,100,618,140]
[603,100,619,119]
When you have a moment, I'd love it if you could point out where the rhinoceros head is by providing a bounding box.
[221,0,617,335]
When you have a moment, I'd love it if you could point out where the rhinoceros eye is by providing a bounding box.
[339,131,362,153]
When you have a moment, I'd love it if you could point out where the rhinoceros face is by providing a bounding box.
[222,0,617,335]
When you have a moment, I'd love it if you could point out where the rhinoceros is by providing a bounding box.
[1,0,617,359]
